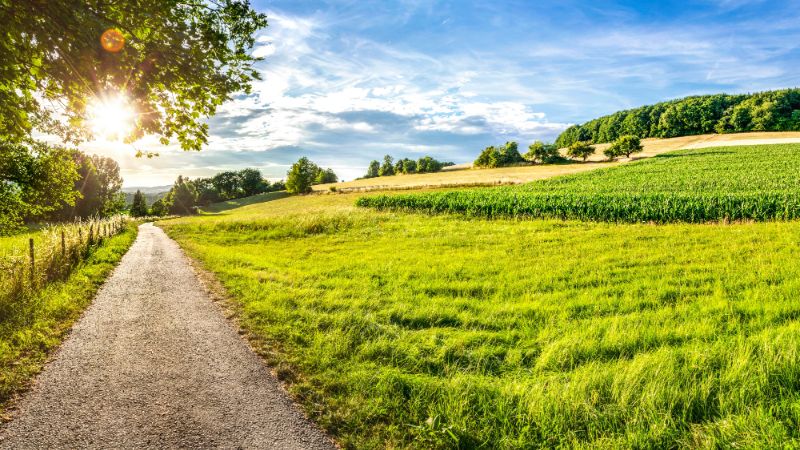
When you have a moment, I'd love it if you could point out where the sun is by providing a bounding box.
[87,95,135,141]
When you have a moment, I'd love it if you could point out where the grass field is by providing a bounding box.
[0,224,138,418]
[161,173,800,448]
[313,131,800,193]
[359,144,800,223]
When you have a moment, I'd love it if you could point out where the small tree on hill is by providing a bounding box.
[286,157,318,194]
[498,141,524,166]
[525,141,560,164]
[168,175,197,215]
[475,146,499,168]
[379,155,395,176]
[567,141,596,161]
[130,190,149,217]
[365,160,380,178]
[314,168,338,184]
[402,158,417,174]
[611,135,644,158]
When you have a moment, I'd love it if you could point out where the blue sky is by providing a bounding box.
[106,0,800,186]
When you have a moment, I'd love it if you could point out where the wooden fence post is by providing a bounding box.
[89,224,94,245]
[61,230,66,258]
[29,238,35,288]
[78,228,83,245]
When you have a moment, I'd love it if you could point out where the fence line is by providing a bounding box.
[0,216,132,318]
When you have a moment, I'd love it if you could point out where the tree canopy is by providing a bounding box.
[555,89,800,147]
[1,0,267,150]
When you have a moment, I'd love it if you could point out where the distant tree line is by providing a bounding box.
[1,143,126,234]
[555,88,800,147]
[363,154,454,178]
[131,168,286,217]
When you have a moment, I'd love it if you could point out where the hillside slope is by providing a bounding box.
[314,131,800,193]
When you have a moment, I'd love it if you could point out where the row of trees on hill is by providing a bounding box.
[474,141,562,168]
[556,88,800,147]
[1,143,126,234]
[130,169,285,217]
[364,155,454,178]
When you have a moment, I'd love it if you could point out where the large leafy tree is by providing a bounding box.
[286,157,318,194]
[0,143,79,233]
[1,0,268,150]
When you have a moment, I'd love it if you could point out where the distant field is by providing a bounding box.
[359,144,800,223]
[315,131,800,192]
[161,181,800,448]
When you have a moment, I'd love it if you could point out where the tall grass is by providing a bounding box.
[0,216,129,321]
[162,190,800,448]
[357,145,800,223]
[0,221,138,416]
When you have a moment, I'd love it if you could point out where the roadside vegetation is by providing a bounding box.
[162,185,800,448]
[0,221,138,417]
[556,88,800,147]
[358,143,800,223]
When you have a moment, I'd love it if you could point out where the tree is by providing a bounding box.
[167,176,197,215]
[525,141,560,164]
[365,160,380,178]
[91,155,125,216]
[567,141,596,161]
[379,155,395,176]
[603,146,622,161]
[402,159,418,174]
[610,135,644,158]
[0,142,80,234]
[498,141,524,166]
[475,146,500,168]
[1,1,267,151]
[314,168,338,184]
[417,156,443,173]
[212,171,242,200]
[150,198,168,217]
[130,190,148,217]
[286,157,318,194]
[193,178,222,206]
[239,168,266,196]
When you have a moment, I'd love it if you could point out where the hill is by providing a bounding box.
[313,132,800,193]
[556,88,800,147]
[358,143,800,223]
[121,186,171,206]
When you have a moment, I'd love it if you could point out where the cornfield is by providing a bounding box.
[0,216,130,320]
[357,144,800,223]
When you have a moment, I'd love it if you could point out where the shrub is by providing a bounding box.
[611,135,644,158]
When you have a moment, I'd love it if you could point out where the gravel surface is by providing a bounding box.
[0,223,336,449]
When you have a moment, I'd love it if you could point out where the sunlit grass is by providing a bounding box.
[161,191,800,448]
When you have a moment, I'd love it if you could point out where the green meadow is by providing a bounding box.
[161,156,800,447]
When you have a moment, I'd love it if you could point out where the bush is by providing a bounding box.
[567,141,596,161]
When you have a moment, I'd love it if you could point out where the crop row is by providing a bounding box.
[356,145,800,223]
[356,191,800,223]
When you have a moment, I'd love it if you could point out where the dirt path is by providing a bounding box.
[0,224,335,449]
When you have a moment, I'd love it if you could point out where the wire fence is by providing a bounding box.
[0,216,132,321]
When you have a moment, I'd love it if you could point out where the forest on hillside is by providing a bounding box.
[555,88,800,147]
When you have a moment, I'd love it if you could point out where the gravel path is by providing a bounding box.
[0,223,336,449]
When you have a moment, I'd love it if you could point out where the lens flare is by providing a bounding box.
[100,29,125,52]
[87,96,135,141]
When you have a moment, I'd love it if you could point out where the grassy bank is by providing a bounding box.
[358,144,800,222]
[162,192,800,448]
[0,224,138,418]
